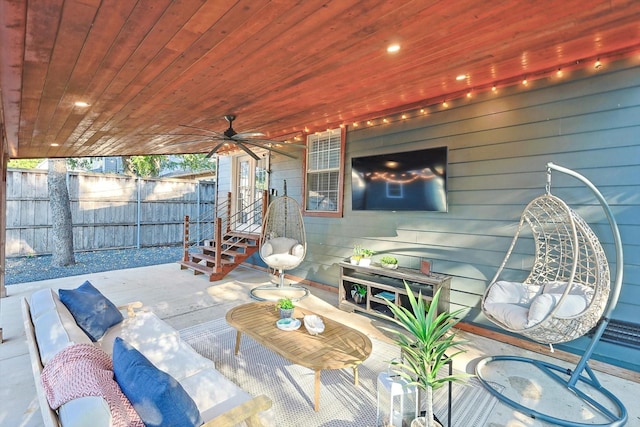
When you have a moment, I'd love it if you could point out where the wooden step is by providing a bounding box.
[178,260,211,276]
[191,253,236,265]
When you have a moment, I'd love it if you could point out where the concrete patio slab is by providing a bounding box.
[1,262,637,427]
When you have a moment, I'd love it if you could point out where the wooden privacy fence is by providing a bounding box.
[5,169,215,257]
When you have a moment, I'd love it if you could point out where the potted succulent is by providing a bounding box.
[275,297,295,319]
[359,248,375,266]
[380,255,399,269]
[351,284,367,304]
[381,282,470,427]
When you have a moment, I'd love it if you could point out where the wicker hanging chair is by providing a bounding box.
[250,192,309,301]
[481,193,610,344]
[476,163,627,427]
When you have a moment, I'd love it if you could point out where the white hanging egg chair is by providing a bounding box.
[250,183,309,301]
[476,162,627,427]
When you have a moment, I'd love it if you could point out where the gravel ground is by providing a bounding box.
[4,246,184,285]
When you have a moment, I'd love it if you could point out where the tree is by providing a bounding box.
[48,159,75,266]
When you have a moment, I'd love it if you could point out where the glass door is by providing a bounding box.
[232,153,269,233]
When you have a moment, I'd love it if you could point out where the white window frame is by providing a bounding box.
[303,127,345,217]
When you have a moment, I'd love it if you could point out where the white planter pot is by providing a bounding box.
[411,417,443,427]
[359,257,372,267]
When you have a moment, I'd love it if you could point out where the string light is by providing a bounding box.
[311,50,635,135]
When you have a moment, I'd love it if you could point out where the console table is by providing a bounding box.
[337,261,452,318]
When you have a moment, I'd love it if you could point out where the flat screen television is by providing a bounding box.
[351,146,448,212]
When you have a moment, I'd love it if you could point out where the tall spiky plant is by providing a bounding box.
[381,282,471,427]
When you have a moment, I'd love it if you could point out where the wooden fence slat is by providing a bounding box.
[5,169,215,256]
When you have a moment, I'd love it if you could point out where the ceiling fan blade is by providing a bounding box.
[179,124,225,136]
[248,138,307,149]
[234,142,262,160]
[205,142,227,159]
[141,132,219,138]
[239,139,298,159]
[234,131,265,139]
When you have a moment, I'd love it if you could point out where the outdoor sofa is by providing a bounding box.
[22,281,272,427]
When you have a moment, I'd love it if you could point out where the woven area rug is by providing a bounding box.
[180,318,502,427]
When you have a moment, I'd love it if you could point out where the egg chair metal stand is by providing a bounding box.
[476,162,627,426]
[249,192,309,302]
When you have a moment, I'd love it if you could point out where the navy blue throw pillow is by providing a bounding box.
[59,280,123,341]
[112,337,203,427]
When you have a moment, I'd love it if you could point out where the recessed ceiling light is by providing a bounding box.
[387,44,400,53]
[74,101,89,107]
[50,143,59,147]
[456,74,467,81]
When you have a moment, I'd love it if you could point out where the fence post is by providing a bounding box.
[214,217,222,273]
[136,177,141,249]
[226,192,232,233]
[183,215,190,262]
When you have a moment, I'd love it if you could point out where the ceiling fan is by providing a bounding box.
[158,115,306,160]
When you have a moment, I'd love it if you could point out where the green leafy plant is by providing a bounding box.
[275,297,295,310]
[353,284,367,296]
[381,282,470,427]
[360,248,375,258]
[380,255,398,265]
[352,245,363,257]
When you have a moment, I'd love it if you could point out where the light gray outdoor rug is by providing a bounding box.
[180,318,502,427]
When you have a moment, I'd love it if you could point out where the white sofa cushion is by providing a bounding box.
[29,289,92,365]
[99,311,212,380]
[181,368,253,421]
[58,396,112,427]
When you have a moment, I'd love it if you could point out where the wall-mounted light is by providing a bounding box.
[594,58,602,70]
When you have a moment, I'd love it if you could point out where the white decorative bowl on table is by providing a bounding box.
[303,315,325,335]
[276,317,301,331]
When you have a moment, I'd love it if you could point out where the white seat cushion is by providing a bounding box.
[58,396,112,427]
[181,368,253,421]
[29,289,92,365]
[99,311,212,380]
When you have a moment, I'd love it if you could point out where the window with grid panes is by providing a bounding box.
[304,128,344,216]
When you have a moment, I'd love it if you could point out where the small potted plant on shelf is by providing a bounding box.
[380,255,399,269]
[350,245,363,265]
[351,284,367,304]
[275,297,295,319]
[359,248,375,266]
[381,282,470,427]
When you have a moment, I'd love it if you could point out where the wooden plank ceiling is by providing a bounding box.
[1,0,640,159]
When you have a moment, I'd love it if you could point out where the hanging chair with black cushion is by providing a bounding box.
[476,162,627,427]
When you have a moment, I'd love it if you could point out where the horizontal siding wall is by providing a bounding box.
[256,59,640,371]
[5,170,215,256]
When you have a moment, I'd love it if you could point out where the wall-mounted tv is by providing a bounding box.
[351,146,448,212]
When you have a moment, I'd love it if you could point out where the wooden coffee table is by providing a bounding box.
[225,301,372,411]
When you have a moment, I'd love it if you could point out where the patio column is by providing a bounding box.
[1,142,6,300]
[1,140,7,343]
